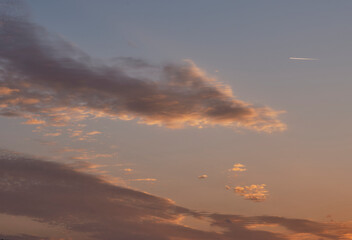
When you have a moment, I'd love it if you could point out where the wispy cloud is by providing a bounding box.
[289,57,319,61]
[44,132,61,137]
[86,131,102,136]
[0,1,286,133]
[0,150,351,240]
[129,178,157,182]
[22,118,46,125]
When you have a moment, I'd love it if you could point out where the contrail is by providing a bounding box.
[289,57,319,61]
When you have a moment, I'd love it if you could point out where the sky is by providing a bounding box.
[0,0,352,239]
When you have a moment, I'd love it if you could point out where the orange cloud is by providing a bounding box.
[86,131,102,136]
[0,86,19,95]
[230,163,247,172]
[22,118,46,125]
[234,184,268,202]
[198,174,208,179]
[129,178,157,182]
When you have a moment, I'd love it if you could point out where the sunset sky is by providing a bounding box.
[1,1,352,239]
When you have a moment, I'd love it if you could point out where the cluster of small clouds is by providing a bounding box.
[0,1,286,133]
[234,184,268,202]
[197,164,267,202]
[226,163,268,202]
[229,163,247,172]
[0,150,351,240]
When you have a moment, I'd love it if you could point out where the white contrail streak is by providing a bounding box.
[289,57,319,61]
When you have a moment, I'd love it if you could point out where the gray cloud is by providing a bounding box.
[0,150,350,240]
[0,234,48,240]
[0,0,285,132]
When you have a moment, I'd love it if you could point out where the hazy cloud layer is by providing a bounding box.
[0,150,351,240]
[0,1,286,132]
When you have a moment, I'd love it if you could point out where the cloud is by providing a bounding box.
[0,1,286,133]
[44,132,61,137]
[86,131,102,136]
[198,174,208,179]
[0,150,351,240]
[0,86,19,95]
[70,153,114,161]
[289,57,319,61]
[129,178,157,182]
[21,118,46,125]
[0,234,48,240]
[229,163,246,172]
[234,184,268,202]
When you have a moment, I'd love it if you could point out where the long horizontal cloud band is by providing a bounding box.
[0,150,350,240]
[0,2,286,132]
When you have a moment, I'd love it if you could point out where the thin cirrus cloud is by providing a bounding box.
[0,150,351,240]
[0,1,286,133]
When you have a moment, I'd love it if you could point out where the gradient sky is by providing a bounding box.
[1,1,352,239]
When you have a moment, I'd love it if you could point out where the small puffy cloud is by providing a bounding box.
[198,174,208,179]
[234,184,268,202]
[230,163,247,172]
[86,131,102,136]
[124,168,133,172]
